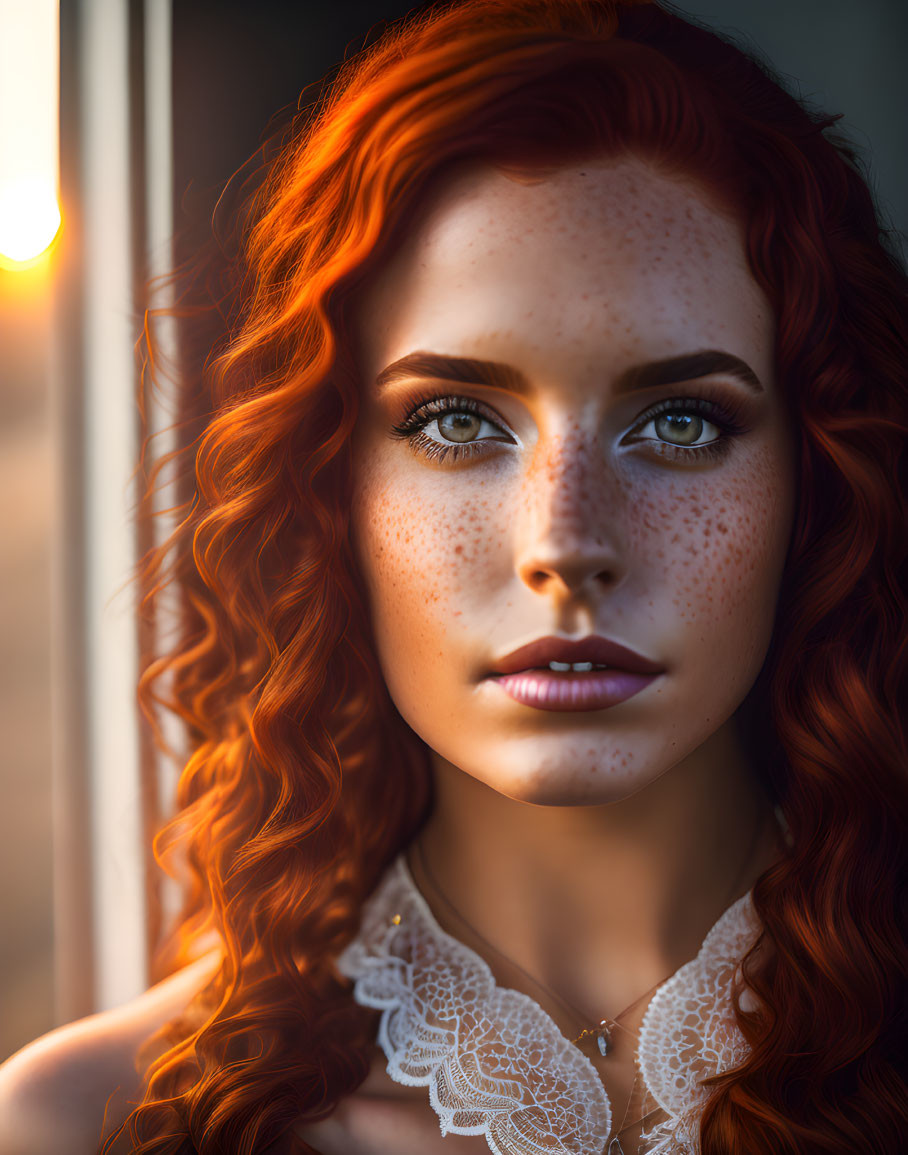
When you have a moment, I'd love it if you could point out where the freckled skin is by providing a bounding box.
[337,165,792,1102]
[350,157,796,807]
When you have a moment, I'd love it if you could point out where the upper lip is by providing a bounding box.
[489,635,665,676]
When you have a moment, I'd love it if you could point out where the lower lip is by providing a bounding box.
[488,669,661,711]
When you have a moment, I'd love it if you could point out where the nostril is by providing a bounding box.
[519,560,620,595]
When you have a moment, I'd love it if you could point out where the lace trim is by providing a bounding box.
[337,856,761,1155]
[635,890,758,1154]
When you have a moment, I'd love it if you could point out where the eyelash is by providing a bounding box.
[388,392,751,464]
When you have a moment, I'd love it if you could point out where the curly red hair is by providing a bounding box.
[103,2,907,1151]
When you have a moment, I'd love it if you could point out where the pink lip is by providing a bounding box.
[489,668,660,711]
[484,634,663,712]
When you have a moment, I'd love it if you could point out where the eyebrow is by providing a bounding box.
[374,349,764,396]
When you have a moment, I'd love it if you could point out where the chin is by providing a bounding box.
[464,745,666,808]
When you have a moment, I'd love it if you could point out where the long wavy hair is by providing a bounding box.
[103,1,908,1151]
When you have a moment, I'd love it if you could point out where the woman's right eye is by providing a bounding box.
[389,396,514,463]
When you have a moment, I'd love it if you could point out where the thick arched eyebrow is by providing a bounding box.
[374,349,764,396]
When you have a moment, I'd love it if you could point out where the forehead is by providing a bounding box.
[356,156,771,379]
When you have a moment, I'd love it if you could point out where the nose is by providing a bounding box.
[513,432,625,600]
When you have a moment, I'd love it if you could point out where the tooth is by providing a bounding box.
[572,662,593,672]
[549,660,571,672]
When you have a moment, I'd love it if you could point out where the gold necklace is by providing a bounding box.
[412,816,767,1151]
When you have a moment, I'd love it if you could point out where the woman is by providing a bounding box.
[1,1,905,1152]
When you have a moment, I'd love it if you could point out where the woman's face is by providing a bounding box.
[350,156,795,805]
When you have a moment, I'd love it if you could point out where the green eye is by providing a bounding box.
[627,395,746,462]
[653,411,710,446]
[437,411,484,443]
[390,394,514,463]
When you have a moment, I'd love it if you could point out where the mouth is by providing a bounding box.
[484,635,664,712]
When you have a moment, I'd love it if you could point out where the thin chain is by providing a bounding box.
[415,839,660,1148]
[413,813,770,1152]
[414,812,765,1042]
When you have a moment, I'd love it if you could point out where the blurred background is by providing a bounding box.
[1,0,905,1064]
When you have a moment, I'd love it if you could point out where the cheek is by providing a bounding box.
[630,444,792,638]
[351,465,507,649]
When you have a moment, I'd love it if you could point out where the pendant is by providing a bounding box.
[573,1019,613,1055]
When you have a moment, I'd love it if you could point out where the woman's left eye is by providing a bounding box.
[625,396,744,462]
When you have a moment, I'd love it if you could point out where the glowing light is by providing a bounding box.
[0,0,60,269]
[0,176,61,268]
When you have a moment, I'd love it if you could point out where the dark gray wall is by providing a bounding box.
[172,2,418,265]
[675,0,906,257]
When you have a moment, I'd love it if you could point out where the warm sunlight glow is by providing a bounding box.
[0,0,60,270]
[0,176,61,268]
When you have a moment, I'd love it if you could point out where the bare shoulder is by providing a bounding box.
[0,951,221,1155]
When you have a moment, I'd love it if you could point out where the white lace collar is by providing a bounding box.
[336,854,761,1155]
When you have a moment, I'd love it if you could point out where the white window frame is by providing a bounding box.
[52,0,180,1020]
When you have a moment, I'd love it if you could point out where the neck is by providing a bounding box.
[406,719,783,1026]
